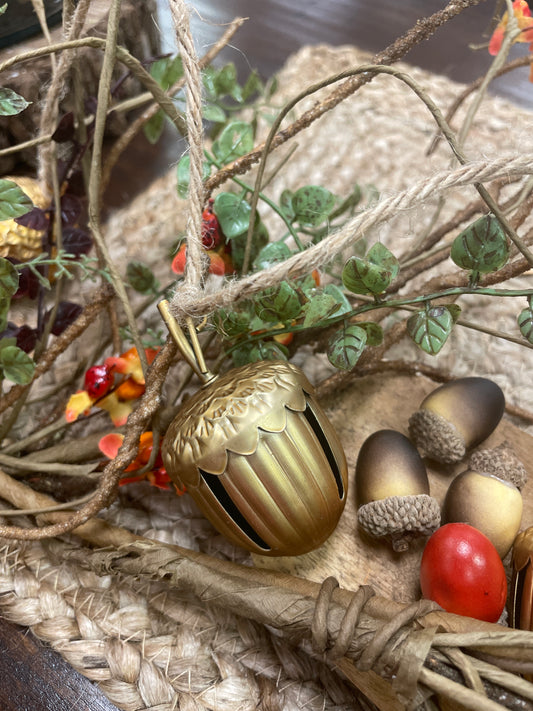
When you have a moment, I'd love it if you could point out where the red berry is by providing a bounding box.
[201,201,222,249]
[84,364,114,400]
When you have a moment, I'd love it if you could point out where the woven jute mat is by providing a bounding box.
[1,44,533,711]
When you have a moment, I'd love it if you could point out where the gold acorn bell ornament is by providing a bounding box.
[158,300,348,557]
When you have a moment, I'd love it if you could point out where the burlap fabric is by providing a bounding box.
[1,44,533,710]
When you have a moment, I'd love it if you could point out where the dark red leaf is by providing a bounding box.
[14,206,49,231]
[52,112,75,143]
[62,226,92,256]
[60,193,83,226]
[0,323,38,353]
[45,301,83,336]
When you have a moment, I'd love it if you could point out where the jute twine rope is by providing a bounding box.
[169,0,207,294]
[168,153,533,323]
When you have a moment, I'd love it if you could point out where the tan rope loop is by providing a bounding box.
[312,576,441,705]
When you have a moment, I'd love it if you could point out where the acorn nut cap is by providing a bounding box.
[469,441,528,490]
[408,377,505,463]
[357,494,441,552]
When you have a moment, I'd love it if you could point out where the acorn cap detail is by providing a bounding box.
[469,441,528,490]
[408,377,505,463]
[357,494,441,552]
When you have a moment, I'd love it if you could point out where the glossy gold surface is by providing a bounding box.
[511,527,533,630]
[162,360,348,556]
[442,469,522,558]
[419,377,505,449]
[355,429,429,507]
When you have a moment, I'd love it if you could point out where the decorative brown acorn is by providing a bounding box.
[408,377,505,464]
[158,300,348,557]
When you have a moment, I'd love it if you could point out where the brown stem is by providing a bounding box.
[204,0,486,195]
[100,16,247,193]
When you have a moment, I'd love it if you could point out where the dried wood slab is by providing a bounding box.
[252,371,533,605]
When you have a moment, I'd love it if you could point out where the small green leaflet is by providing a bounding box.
[254,281,301,323]
[451,214,509,274]
[342,242,399,295]
[212,121,254,163]
[0,88,31,116]
[518,296,533,344]
[407,306,454,355]
[327,325,367,370]
[0,345,35,384]
[150,55,184,91]
[144,109,165,145]
[302,292,340,328]
[176,155,211,198]
[253,241,292,271]
[291,186,335,226]
[126,261,159,294]
[213,192,251,238]
[214,307,251,338]
[0,257,20,297]
[0,179,34,222]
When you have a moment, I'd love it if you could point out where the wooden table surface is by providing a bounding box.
[1,1,532,710]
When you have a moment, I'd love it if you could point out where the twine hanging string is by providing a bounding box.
[168,152,533,323]
[169,0,207,311]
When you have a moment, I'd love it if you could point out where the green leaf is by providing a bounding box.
[0,294,9,332]
[322,284,352,317]
[213,192,251,238]
[451,214,509,274]
[0,87,31,116]
[518,304,533,344]
[291,186,335,226]
[242,70,263,101]
[0,337,17,352]
[357,321,383,346]
[150,55,183,91]
[203,103,226,123]
[249,340,288,363]
[302,292,340,328]
[0,345,35,384]
[0,5,7,15]
[143,109,165,145]
[0,257,19,296]
[176,155,211,198]
[213,63,238,96]
[214,307,251,338]
[366,242,400,281]
[230,217,269,273]
[0,179,34,221]
[254,281,301,323]
[407,306,454,355]
[327,325,367,370]
[342,256,391,296]
[126,260,159,294]
[212,120,254,163]
[279,189,295,221]
[253,241,292,270]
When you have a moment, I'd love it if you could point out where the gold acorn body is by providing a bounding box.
[408,377,505,463]
[0,176,46,261]
[162,359,348,556]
